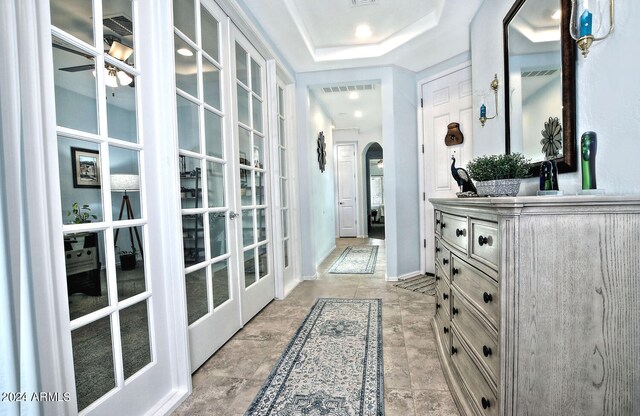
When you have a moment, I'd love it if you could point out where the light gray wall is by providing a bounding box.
[471,1,640,195]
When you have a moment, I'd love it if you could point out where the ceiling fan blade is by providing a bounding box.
[108,40,133,62]
[59,64,96,72]
[52,42,94,60]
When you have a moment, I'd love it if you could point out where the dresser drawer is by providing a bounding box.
[435,308,451,354]
[470,219,499,270]
[451,255,500,329]
[451,290,500,383]
[441,213,468,254]
[451,331,498,416]
[436,282,450,318]
[435,238,451,279]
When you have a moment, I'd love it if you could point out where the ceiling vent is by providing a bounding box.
[352,0,376,6]
[103,14,133,37]
[322,84,375,93]
[521,69,558,77]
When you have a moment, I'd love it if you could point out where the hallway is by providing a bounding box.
[173,238,458,415]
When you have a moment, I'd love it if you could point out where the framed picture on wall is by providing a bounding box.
[71,147,101,188]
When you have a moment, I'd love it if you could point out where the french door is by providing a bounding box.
[173,0,274,371]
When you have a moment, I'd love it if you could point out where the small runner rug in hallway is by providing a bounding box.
[328,246,378,274]
[245,298,384,415]
[393,274,436,296]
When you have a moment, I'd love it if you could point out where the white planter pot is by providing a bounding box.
[475,179,521,197]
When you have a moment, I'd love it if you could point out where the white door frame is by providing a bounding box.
[334,142,359,238]
[417,61,472,275]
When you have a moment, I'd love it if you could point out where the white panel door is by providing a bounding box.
[422,66,473,273]
[337,143,357,237]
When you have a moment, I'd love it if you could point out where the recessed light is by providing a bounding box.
[349,91,360,100]
[551,9,561,20]
[177,48,193,57]
[355,25,372,39]
[354,110,363,118]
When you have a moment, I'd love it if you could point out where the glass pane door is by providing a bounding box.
[174,0,241,372]
[232,30,275,324]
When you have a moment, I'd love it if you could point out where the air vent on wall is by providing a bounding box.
[322,84,375,93]
[521,69,558,77]
[352,0,376,6]
[103,14,133,37]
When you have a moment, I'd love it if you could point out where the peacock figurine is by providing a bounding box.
[451,156,477,194]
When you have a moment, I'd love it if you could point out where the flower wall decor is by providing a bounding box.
[541,117,563,158]
[317,131,327,172]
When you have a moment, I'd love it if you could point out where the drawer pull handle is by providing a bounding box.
[435,247,441,253]
[452,307,459,315]
[436,303,441,309]
[451,346,458,355]
[443,293,449,300]
[443,327,449,334]
[441,222,446,228]
[442,258,449,265]
[436,219,441,225]
[452,267,459,275]
[483,292,493,303]
[481,397,491,409]
[478,235,489,246]
[456,228,465,237]
[483,345,492,357]
[435,275,440,281]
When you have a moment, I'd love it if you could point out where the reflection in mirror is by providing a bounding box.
[115,226,146,300]
[106,67,138,143]
[110,146,141,221]
[504,0,576,174]
[183,214,205,267]
[177,95,200,152]
[208,212,227,258]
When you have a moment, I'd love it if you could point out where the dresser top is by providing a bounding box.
[430,195,640,213]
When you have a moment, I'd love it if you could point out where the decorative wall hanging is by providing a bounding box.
[541,117,563,158]
[445,122,464,146]
[317,131,327,172]
[71,147,101,188]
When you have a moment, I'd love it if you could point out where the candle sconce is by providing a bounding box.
[479,74,499,128]
[570,0,615,58]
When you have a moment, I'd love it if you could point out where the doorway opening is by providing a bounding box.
[365,143,384,240]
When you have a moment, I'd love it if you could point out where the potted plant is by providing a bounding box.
[466,153,531,196]
[67,202,97,224]
[118,247,137,270]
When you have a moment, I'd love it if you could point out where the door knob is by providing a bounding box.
[229,211,240,220]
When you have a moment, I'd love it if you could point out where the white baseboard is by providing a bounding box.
[386,270,421,282]
[302,273,318,280]
[281,278,301,297]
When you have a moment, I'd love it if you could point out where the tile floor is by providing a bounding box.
[172,238,458,416]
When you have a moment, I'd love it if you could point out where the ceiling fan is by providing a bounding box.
[55,35,134,87]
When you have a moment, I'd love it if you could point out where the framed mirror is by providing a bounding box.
[504,0,576,176]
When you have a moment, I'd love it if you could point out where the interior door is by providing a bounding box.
[422,65,473,273]
[174,0,242,372]
[231,26,275,324]
[337,143,358,237]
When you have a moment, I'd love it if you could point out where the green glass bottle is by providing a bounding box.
[581,131,597,189]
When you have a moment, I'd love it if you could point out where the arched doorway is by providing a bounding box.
[365,143,385,240]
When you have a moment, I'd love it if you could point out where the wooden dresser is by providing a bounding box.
[430,196,640,416]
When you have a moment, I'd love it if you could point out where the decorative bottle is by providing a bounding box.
[581,131,597,189]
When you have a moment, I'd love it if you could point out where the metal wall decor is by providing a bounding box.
[445,122,464,146]
[317,131,327,172]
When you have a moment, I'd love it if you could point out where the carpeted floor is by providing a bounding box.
[328,246,379,274]
[246,298,384,415]
[394,275,436,296]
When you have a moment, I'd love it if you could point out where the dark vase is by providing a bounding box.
[581,131,597,189]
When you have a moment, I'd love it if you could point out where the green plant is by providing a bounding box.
[67,202,97,224]
[466,153,531,182]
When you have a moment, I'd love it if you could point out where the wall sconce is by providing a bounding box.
[479,74,499,127]
[569,0,615,58]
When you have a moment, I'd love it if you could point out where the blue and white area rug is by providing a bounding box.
[245,298,384,415]
[328,246,379,274]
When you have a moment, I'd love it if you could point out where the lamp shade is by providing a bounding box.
[111,174,140,192]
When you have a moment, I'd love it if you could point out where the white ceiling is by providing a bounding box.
[237,0,484,133]
[309,82,382,133]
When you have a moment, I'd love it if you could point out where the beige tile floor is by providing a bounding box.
[173,238,458,416]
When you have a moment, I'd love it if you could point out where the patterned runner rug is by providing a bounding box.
[246,298,384,415]
[394,274,436,296]
[328,246,379,274]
